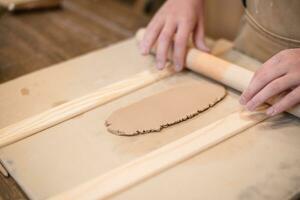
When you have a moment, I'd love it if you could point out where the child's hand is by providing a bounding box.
[240,48,300,116]
[140,0,208,71]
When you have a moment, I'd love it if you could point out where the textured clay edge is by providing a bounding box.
[105,90,227,136]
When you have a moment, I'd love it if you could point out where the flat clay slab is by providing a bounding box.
[106,81,226,136]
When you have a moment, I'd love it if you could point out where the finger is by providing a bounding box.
[140,19,164,55]
[240,57,286,105]
[266,85,300,116]
[193,13,209,52]
[173,24,192,71]
[245,74,300,111]
[156,21,177,70]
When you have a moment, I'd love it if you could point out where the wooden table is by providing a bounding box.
[1,1,300,199]
[0,0,148,83]
[0,0,148,198]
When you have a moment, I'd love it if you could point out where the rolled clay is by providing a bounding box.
[105,81,226,136]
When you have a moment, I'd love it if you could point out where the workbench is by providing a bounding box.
[0,35,300,199]
[1,1,300,200]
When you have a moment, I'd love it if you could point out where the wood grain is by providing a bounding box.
[0,172,28,200]
[0,0,148,83]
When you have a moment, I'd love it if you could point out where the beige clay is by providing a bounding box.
[106,81,226,136]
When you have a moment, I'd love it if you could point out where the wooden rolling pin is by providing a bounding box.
[136,29,300,118]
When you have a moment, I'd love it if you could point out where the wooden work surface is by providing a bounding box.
[0,0,147,84]
[0,0,147,199]
[0,35,300,199]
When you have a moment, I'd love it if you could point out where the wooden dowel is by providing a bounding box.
[135,28,300,118]
[49,108,269,200]
[0,69,174,148]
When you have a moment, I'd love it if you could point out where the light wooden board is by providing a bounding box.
[51,108,269,200]
[0,38,299,199]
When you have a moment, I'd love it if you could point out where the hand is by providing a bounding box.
[240,48,300,116]
[139,0,209,71]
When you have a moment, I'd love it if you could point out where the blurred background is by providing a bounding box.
[0,0,244,83]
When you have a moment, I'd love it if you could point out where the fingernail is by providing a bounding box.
[246,102,255,111]
[197,42,210,52]
[266,107,276,116]
[202,45,210,53]
[157,62,164,70]
[239,95,246,105]
[175,63,182,72]
[140,45,148,55]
